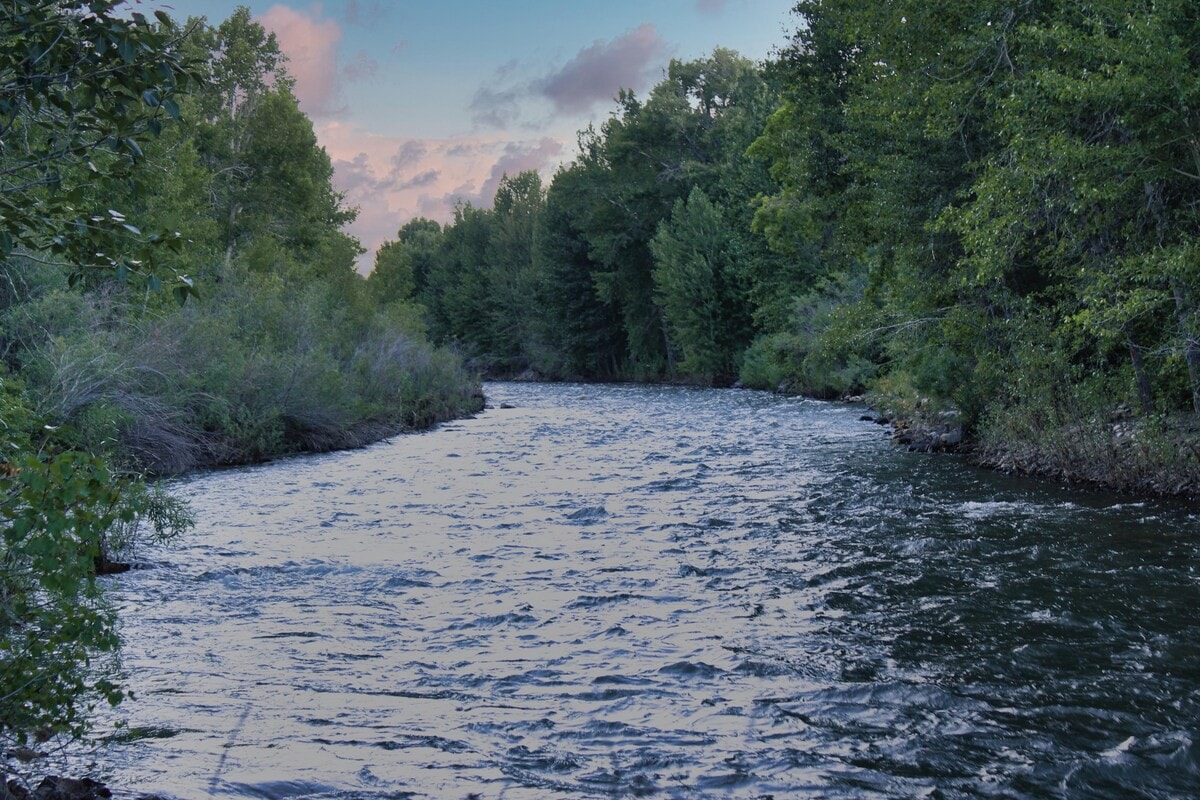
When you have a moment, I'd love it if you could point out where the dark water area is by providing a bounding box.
[79,382,1199,798]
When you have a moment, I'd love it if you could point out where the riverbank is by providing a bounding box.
[125,376,486,477]
[190,384,488,473]
[858,395,1200,498]
[492,369,1200,497]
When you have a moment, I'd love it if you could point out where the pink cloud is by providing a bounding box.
[418,194,451,218]
[316,122,571,273]
[331,152,376,194]
[259,5,344,117]
[397,170,440,190]
[391,141,427,170]
[256,8,572,275]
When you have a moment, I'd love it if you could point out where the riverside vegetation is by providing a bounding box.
[401,3,1200,496]
[0,1,480,774]
[3,0,1200,788]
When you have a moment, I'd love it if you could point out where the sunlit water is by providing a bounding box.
[71,382,1200,798]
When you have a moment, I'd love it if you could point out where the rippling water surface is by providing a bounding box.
[84,382,1199,798]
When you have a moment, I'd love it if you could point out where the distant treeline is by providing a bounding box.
[397,2,1200,494]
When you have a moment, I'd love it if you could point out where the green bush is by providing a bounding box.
[738,333,795,391]
[0,379,192,747]
[739,267,878,397]
[3,262,482,474]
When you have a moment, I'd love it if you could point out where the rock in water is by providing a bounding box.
[2,776,30,800]
[31,777,111,800]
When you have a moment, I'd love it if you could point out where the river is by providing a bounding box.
[81,382,1199,798]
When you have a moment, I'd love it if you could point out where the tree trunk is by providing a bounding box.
[223,201,242,274]
[661,317,677,377]
[1172,280,1200,413]
[1127,339,1154,414]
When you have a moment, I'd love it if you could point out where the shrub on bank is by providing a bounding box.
[0,380,192,748]
[2,279,482,474]
[739,271,877,397]
[975,377,1200,496]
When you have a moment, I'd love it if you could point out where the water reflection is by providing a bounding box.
[77,382,1199,798]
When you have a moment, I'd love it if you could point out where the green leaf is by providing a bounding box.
[117,36,136,64]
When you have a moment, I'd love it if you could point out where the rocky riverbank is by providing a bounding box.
[855,396,1200,497]
[3,775,117,800]
[858,404,965,454]
[971,411,1200,497]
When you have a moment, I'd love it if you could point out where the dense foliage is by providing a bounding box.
[1,2,480,755]
[414,6,1200,493]
[751,0,1200,490]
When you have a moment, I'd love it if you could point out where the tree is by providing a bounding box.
[536,50,779,379]
[0,2,198,748]
[531,163,627,378]
[368,239,416,303]
[184,5,288,275]
[236,87,357,275]
[651,187,746,382]
[414,50,784,381]
[937,0,1200,413]
[0,0,195,293]
[1,444,129,743]
[486,171,545,370]
[422,203,495,358]
[398,218,444,299]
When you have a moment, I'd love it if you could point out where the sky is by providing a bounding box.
[149,0,798,270]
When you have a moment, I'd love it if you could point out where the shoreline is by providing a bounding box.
[139,387,486,479]
[491,373,1200,497]
[852,397,1200,499]
[494,374,1200,498]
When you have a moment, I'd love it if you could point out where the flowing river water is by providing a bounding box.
[79,382,1199,798]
